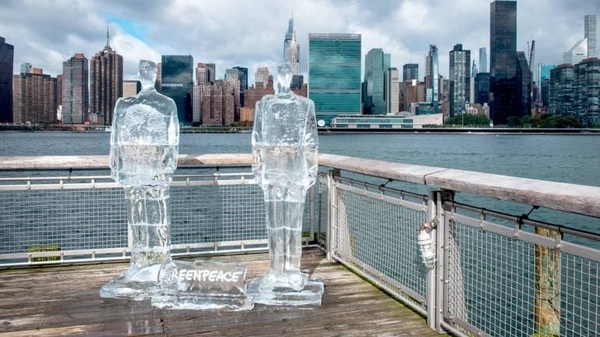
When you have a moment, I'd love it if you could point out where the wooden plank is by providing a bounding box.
[425,168,600,217]
[0,248,447,336]
[318,153,445,184]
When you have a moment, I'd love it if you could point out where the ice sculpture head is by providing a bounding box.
[139,60,157,90]
[275,63,293,95]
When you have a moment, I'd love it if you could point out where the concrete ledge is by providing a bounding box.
[2,153,600,218]
[0,154,253,170]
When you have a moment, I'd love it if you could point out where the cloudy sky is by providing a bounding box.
[0,0,597,83]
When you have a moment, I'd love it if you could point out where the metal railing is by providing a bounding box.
[319,153,600,337]
[1,153,600,336]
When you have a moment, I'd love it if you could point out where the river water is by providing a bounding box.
[2,131,600,186]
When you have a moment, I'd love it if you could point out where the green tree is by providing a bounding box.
[444,114,491,127]
[507,116,521,127]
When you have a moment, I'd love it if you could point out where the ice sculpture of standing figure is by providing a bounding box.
[100,60,179,300]
[247,63,323,305]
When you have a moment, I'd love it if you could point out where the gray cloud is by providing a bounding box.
[0,0,597,83]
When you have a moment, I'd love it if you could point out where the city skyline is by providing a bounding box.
[0,0,597,84]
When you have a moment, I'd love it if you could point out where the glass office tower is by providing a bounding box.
[233,66,248,107]
[364,48,390,115]
[0,37,14,123]
[402,63,418,82]
[308,33,361,125]
[585,14,597,58]
[161,55,193,124]
[479,47,488,73]
[427,45,440,113]
[490,0,518,125]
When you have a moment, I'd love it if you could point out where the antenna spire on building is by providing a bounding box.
[104,23,111,51]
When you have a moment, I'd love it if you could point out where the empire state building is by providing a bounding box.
[90,25,123,125]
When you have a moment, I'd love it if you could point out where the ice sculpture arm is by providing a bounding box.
[166,100,180,175]
[251,100,264,186]
[304,100,319,188]
[109,98,124,177]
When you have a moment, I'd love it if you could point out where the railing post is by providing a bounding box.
[426,191,440,332]
[438,189,467,332]
[326,169,340,261]
[534,227,561,336]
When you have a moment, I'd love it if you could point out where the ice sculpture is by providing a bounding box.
[100,60,179,300]
[247,63,324,305]
[151,260,253,310]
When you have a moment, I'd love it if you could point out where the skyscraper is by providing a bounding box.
[283,16,295,65]
[255,67,270,87]
[403,63,419,82]
[0,37,13,123]
[233,66,248,108]
[549,64,575,116]
[479,47,488,73]
[426,45,439,113]
[585,14,597,58]
[283,17,302,90]
[200,80,239,126]
[161,55,194,124]
[308,33,361,125]
[449,44,471,116]
[539,64,555,107]
[490,0,518,125]
[196,63,211,86]
[90,26,123,125]
[574,57,600,126]
[13,67,57,124]
[286,30,300,76]
[516,51,532,117]
[62,53,89,124]
[385,67,400,114]
[205,63,216,83]
[475,72,491,105]
[364,48,390,115]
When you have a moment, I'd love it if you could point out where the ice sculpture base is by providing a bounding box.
[151,294,254,311]
[99,274,160,301]
[247,274,324,306]
[152,260,253,310]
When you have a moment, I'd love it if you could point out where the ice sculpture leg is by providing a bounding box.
[248,185,324,305]
[100,185,171,300]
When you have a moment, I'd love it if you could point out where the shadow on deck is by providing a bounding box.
[0,248,447,336]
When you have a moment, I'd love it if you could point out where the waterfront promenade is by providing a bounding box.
[0,248,443,336]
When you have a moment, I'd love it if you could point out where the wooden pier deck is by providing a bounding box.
[0,248,446,336]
